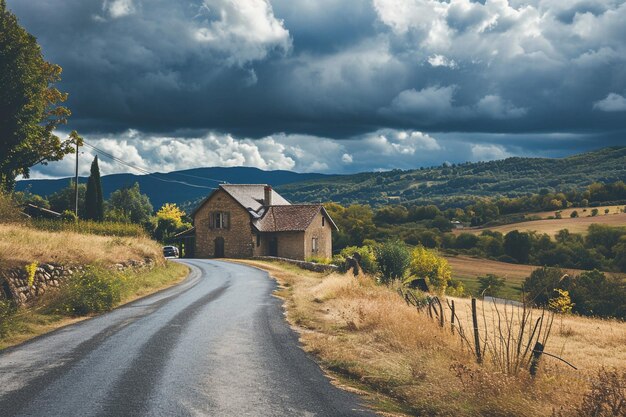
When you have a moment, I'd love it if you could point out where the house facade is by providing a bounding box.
[191,184,337,260]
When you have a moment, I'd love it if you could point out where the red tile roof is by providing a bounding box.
[254,205,333,232]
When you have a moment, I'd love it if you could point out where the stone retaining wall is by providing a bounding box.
[252,256,338,273]
[0,258,155,306]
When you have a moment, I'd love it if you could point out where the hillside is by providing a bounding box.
[16,167,328,210]
[277,146,626,206]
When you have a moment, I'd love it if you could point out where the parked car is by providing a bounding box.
[163,246,179,258]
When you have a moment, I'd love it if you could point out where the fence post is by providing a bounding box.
[471,298,482,364]
[450,300,455,334]
[529,341,544,376]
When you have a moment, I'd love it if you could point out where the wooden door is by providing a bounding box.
[214,237,225,258]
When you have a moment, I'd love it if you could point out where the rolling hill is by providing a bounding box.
[276,146,626,207]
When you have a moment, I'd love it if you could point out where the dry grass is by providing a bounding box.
[458,212,626,237]
[450,297,626,372]
[236,260,626,416]
[0,223,163,267]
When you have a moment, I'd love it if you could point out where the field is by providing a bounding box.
[530,205,625,220]
[445,255,600,299]
[458,212,626,237]
[238,260,626,416]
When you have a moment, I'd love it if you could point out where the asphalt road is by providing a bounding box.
[0,259,377,417]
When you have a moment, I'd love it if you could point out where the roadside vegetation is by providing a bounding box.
[0,192,189,348]
[0,262,188,349]
[242,259,626,416]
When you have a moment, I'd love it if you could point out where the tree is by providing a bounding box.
[408,245,451,292]
[523,267,566,306]
[478,274,506,297]
[570,210,578,218]
[85,156,104,221]
[48,180,86,217]
[151,203,190,242]
[0,1,72,191]
[374,240,410,284]
[106,183,153,224]
[504,230,532,263]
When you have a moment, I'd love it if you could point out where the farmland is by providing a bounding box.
[444,255,613,299]
[458,212,626,237]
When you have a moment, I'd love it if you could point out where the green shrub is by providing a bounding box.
[477,274,506,297]
[339,245,378,275]
[305,256,332,264]
[0,300,16,338]
[374,240,410,284]
[0,192,22,223]
[58,267,122,315]
[61,210,77,222]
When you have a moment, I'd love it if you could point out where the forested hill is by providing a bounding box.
[276,147,626,207]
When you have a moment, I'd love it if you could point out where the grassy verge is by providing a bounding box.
[236,260,626,416]
[31,219,146,238]
[0,261,188,350]
[0,223,162,266]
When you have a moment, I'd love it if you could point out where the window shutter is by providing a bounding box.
[225,212,230,229]
[209,212,214,229]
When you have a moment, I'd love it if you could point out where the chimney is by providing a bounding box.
[264,185,272,206]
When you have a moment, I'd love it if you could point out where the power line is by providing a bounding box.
[82,141,219,190]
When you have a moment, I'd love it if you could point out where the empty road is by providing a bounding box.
[0,259,376,417]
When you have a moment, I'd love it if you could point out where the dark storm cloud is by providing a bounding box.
[6,0,626,177]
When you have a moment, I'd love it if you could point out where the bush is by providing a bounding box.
[523,266,566,306]
[339,245,378,274]
[477,274,506,297]
[374,240,410,284]
[61,210,77,222]
[58,267,122,315]
[0,192,22,223]
[0,300,16,338]
[305,256,332,265]
[570,210,579,218]
[409,245,451,293]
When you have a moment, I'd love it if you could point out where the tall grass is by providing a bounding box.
[242,260,625,416]
[31,219,146,237]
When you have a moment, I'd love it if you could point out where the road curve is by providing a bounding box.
[0,259,377,417]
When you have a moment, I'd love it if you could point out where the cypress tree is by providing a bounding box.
[85,156,104,220]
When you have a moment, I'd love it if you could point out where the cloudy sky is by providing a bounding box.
[8,0,626,177]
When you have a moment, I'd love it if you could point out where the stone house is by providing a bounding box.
[191,184,337,260]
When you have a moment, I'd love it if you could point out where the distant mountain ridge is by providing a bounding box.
[16,147,626,210]
[16,167,330,210]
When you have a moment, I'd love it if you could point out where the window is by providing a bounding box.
[312,237,318,253]
[256,234,261,247]
[210,211,230,229]
[322,217,325,227]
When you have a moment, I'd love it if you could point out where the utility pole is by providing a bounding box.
[74,138,79,217]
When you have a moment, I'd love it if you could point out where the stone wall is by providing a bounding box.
[252,256,339,273]
[0,258,155,306]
